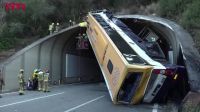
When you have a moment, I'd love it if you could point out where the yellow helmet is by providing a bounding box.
[34,69,38,73]
[20,69,24,72]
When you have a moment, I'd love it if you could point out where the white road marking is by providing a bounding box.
[64,95,105,112]
[152,103,158,112]
[0,91,18,96]
[0,92,64,108]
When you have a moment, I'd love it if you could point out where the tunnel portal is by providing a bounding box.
[0,26,102,92]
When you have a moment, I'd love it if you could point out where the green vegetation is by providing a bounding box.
[159,0,190,19]
[159,0,200,28]
[0,0,154,51]
[0,0,199,52]
[181,0,200,29]
[0,0,55,51]
[159,0,200,51]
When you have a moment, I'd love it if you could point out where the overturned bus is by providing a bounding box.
[85,10,188,104]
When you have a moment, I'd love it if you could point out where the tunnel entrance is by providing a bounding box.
[1,26,104,92]
[61,28,103,84]
[119,18,190,102]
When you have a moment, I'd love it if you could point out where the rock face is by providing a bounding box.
[180,92,200,112]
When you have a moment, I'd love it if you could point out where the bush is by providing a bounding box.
[181,0,200,28]
[0,23,17,50]
[0,37,16,51]
[158,0,191,19]
[5,0,55,37]
[158,0,200,54]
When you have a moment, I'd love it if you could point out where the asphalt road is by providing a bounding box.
[0,83,173,112]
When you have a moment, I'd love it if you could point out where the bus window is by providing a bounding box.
[107,60,113,74]
[145,42,165,59]
[117,72,142,103]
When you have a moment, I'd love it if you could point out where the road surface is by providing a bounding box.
[0,83,173,112]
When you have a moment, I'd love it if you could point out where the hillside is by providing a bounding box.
[0,0,199,57]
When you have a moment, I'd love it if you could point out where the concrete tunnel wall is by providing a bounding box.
[0,25,101,92]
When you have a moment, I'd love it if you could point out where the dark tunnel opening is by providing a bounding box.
[61,27,103,84]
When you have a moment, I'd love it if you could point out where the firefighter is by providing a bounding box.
[43,70,50,92]
[18,69,25,95]
[69,20,72,26]
[49,23,55,34]
[0,70,4,98]
[32,69,39,90]
[38,70,44,91]
[49,24,53,35]
[54,23,60,32]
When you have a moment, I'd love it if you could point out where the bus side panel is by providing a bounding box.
[102,44,127,103]
[87,15,108,65]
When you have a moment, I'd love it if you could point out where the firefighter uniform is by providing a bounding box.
[32,69,38,79]
[49,24,53,35]
[54,23,60,32]
[69,20,72,26]
[32,69,39,90]
[0,77,4,98]
[38,71,44,91]
[43,71,49,92]
[79,22,87,27]
[49,23,54,34]
[18,69,25,95]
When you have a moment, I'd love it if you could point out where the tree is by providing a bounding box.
[5,0,55,37]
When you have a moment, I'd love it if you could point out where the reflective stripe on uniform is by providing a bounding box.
[38,72,44,81]
[18,73,24,83]
[44,73,49,82]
